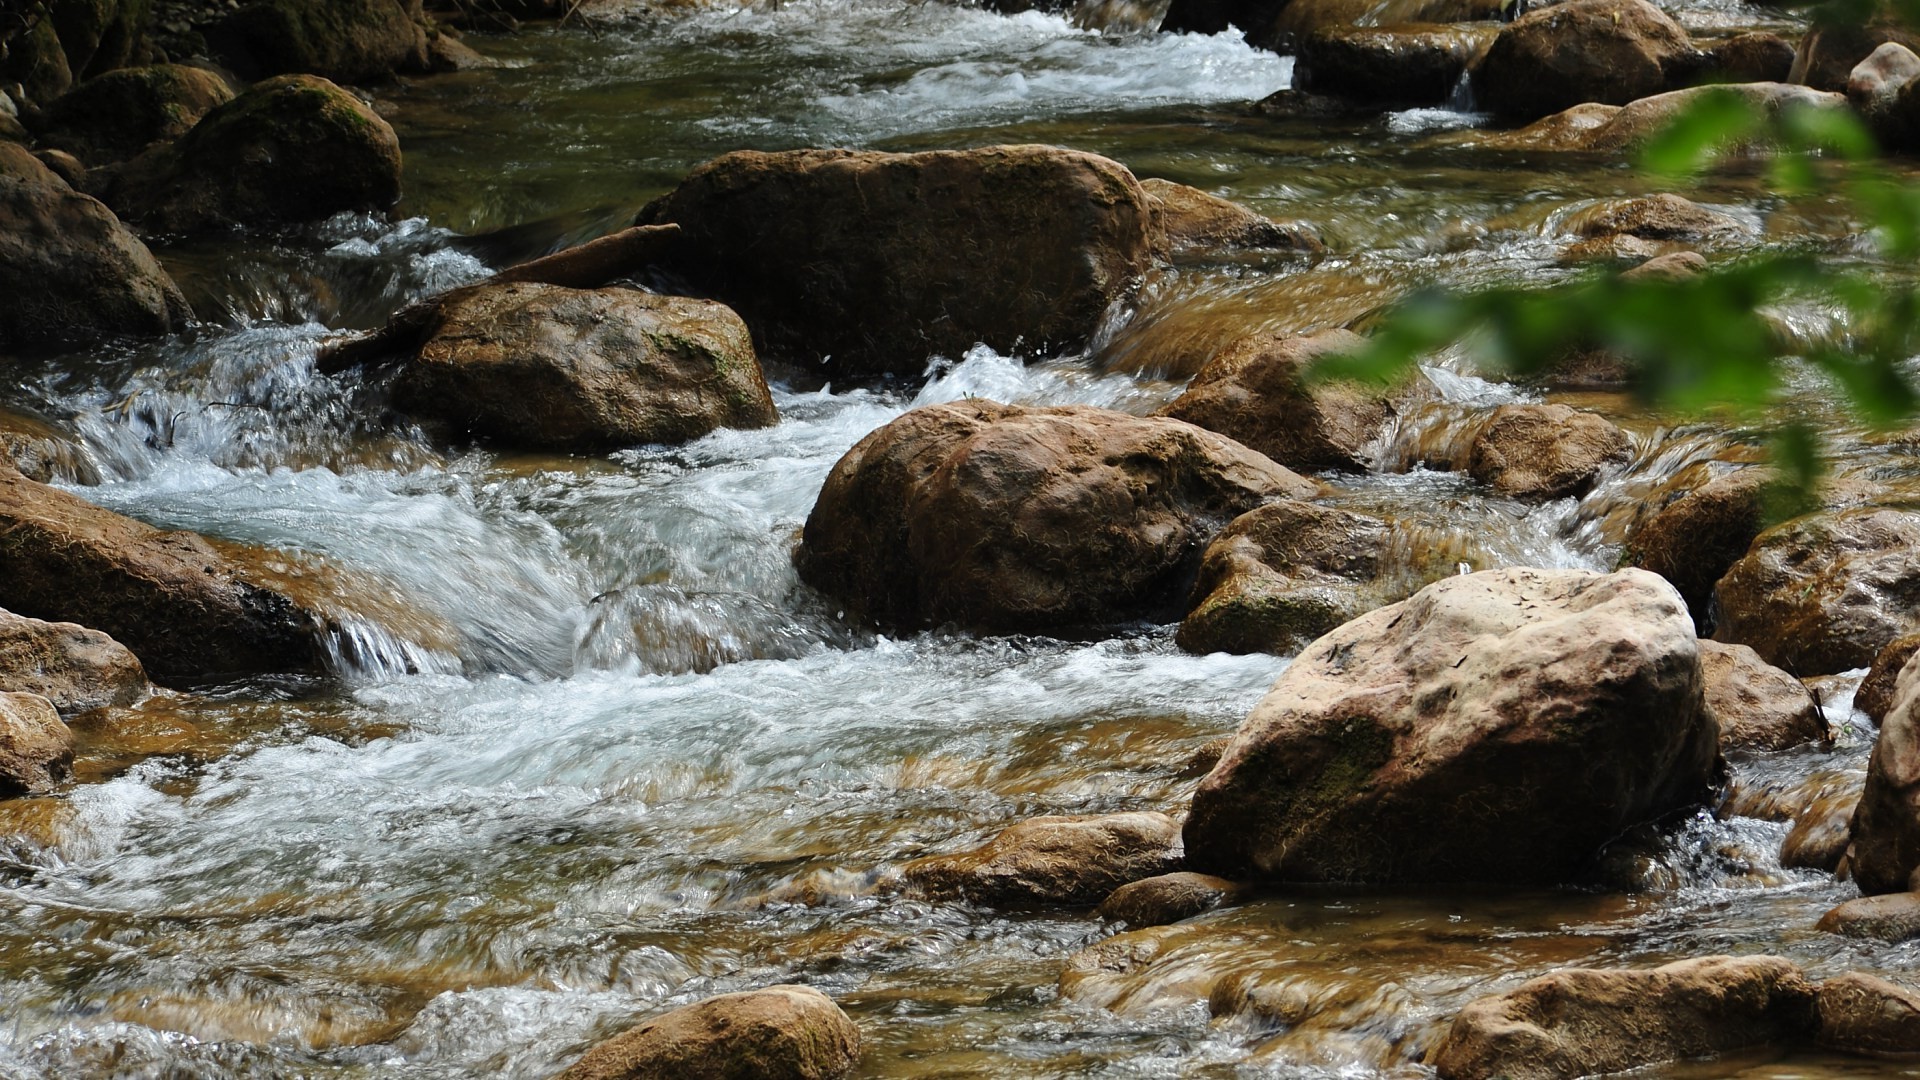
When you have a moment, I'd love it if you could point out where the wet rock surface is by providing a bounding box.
[0,691,74,798]
[0,609,148,717]
[1472,0,1697,121]
[898,812,1184,906]
[1293,24,1495,107]
[1848,652,1920,894]
[1463,403,1630,500]
[1141,177,1323,259]
[1816,893,1920,943]
[1096,872,1246,927]
[1857,631,1920,724]
[1626,468,1768,631]
[207,0,430,84]
[553,985,861,1080]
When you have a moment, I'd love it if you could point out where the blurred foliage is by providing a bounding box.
[1314,23,1920,517]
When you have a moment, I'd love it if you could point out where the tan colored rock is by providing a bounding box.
[0,691,73,797]
[1096,872,1245,928]
[898,812,1184,906]
[1625,468,1768,630]
[1430,956,1818,1080]
[795,401,1317,633]
[1815,972,1920,1058]
[0,609,148,717]
[1185,568,1719,884]
[1472,0,1697,121]
[1815,893,1920,943]
[1848,653,1920,894]
[553,985,860,1080]
[1857,632,1920,725]
[1466,403,1629,499]
[636,145,1156,380]
[1141,178,1322,260]
[1569,193,1747,242]
[1700,640,1826,753]
[0,405,97,484]
[1450,83,1847,155]
[1780,786,1858,873]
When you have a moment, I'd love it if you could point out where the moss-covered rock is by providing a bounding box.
[207,0,428,84]
[40,63,233,164]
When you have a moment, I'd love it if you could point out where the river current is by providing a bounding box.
[2,1,1918,1076]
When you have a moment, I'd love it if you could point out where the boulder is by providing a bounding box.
[1791,17,1920,92]
[1815,972,1920,1058]
[374,283,776,451]
[1294,24,1496,107]
[1568,194,1747,243]
[1450,83,1848,155]
[634,146,1156,380]
[0,468,326,683]
[0,404,99,484]
[38,64,234,164]
[1095,871,1245,927]
[1140,178,1322,260]
[1780,786,1858,872]
[1177,500,1395,657]
[1429,956,1818,1080]
[1848,655,1920,894]
[897,812,1184,906]
[1848,42,1920,152]
[0,609,147,716]
[42,0,151,83]
[1857,631,1920,724]
[1815,893,1920,943]
[1160,0,1504,53]
[1465,403,1630,499]
[795,401,1317,633]
[1698,32,1797,85]
[1,16,73,108]
[1700,640,1826,753]
[0,691,73,797]
[207,0,429,84]
[107,74,401,235]
[1185,567,1719,884]
[1713,507,1920,677]
[1624,467,1767,631]
[1157,328,1410,472]
[553,985,860,1080]
[0,141,189,353]
[1471,0,1698,122]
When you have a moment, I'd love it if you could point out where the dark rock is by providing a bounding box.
[1295,23,1495,106]
[0,608,148,716]
[1472,0,1698,122]
[1857,631,1920,725]
[1700,640,1826,752]
[1791,17,1920,93]
[0,691,73,797]
[1625,468,1767,631]
[553,985,861,1080]
[39,64,233,164]
[898,812,1184,906]
[1848,42,1920,152]
[1161,0,1504,54]
[1697,32,1796,85]
[1096,872,1245,927]
[207,0,429,84]
[1848,655,1920,894]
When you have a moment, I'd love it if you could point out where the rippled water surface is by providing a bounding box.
[4,0,1920,1075]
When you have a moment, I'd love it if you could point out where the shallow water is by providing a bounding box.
[4,0,1920,1076]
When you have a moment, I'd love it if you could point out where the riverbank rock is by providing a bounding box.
[1816,893,1920,943]
[1858,632,1920,724]
[0,468,325,683]
[1471,0,1696,122]
[1177,500,1393,657]
[207,0,430,84]
[1847,659,1920,895]
[1185,567,1718,884]
[1141,178,1322,259]
[1295,24,1495,107]
[1700,641,1826,753]
[107,74,402,235]
[0,142,190,353]
[553,985,860,1080]
[1848,43,1920,152]
[1095,872,1245,927]
[1815,972,1920,1057]
[897,812,1184,906]
[1449,83,1847,155]
[795,401,1317,633]
[38,64,234,165]
[0,692,73,797]
[1625,468,1767,631]
[1157,329,1409,472]
[1429,956,1818,1080]
[0,610,148,717]
[1793,17,1920,92]
[1465,403,1629,499]
[1713,507,1920,677]
[635,146,1155,380]
[379,283,775,451]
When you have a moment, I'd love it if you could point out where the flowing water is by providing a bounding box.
[3,1,1920,1076]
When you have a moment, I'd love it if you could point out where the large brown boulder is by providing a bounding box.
[39,65,234,165]
[0,468,327,683]
[375,283,776,451]
[207,0,429,84]
[1185,567,1719,884]
[897,812,1183,907]
[1815,893,1920,943]
[1429,956,1818,1080]
[1713,507,1920,677]
[1625,468,1768,631]
[1472,0,1698,121]
[1815,972,1920,1057]
[0,691,74,798]
[1848,658,1920,894]
[107,74,401,235]
[0,141,189,353]
[1157,328,1410,472]
[0,609,148,717]
[553,985,860,1080]
[635,146,1156,380]
[1699,640,1826,753]
[1858,631,1920,724]
[1141,178,1323,260]
[1295,23,1496,106]
[1792,16,1920,92]
[795,401,1317,633]
[1465,403,1630,499]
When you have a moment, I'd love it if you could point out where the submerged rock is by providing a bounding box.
[0,691,74,797]
[1816,893,1920,943]
[1568,193,1748,243]
[796,401,1317,633]
[1780,785,1858,873]
[1095,871,1246,927]
[553,985,861,1080]
[1700,640,1826,753]
[379,282,776,451]
[1471,0,1697,121]
[0,406,97,484]
[898,812,1184,907]
[0,609,148,717]
[1857,631,1920,724]
[1464,403,1629,500]
[1294,24,1495,107]
[1141,178,1323,260]
[1848,652,1920,894]
[1429,956,1818,1080]
[207,0,430,84]
[38,64,234,165]
[1815,972,1920,1058]
[1185,567,1718,884]
[1625,468,1768,631]
[0,142,190,353]
[636,145,1156,380]
[108,74,402,235]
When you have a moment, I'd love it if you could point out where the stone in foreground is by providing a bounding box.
[898,812,1184,906]
[0,691,74,798]
[1815,972,1920,1058]
[1186,568,1718,884]
[1847,652,1920,895]
[553,985,860,1080]
[0,609,148,716]
[1816,893,1920,944]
